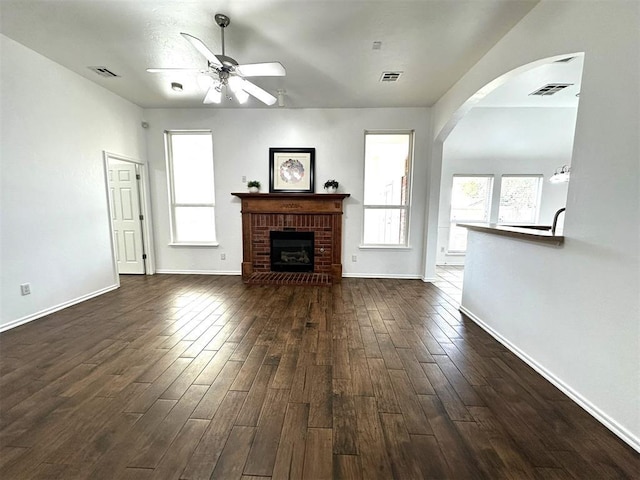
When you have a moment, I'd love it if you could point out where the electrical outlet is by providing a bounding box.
[220,253,226,260]
[351,255,357,262]
[20,283,31,295]
[242,176,247,183]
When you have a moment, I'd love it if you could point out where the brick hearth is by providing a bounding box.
[231,193,350,285]
[245,272,331,286]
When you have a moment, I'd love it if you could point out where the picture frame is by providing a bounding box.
[269,147,315,193]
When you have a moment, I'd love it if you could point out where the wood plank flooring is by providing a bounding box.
[1,274,638,479]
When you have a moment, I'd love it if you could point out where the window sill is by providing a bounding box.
[169,242,219,247]
[359,245,412,251]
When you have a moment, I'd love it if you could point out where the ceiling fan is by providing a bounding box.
[147,13,285,105]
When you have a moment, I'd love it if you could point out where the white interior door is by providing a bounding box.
[108,159,145,274]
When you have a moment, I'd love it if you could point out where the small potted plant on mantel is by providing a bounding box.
[247,180,261,193]
[323,179,339,193]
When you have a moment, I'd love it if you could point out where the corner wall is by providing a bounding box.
[430,1,639,448]
[0,35,147,330]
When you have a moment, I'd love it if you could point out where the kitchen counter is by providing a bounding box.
[457,223,564,246]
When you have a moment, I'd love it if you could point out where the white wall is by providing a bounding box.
[429,1,639,449]
[143,107,431,278]
[436,107,575,264]
[0,35,147,330]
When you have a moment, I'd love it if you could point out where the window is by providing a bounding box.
[363,131,413,246]
[498,175,543,224]
[448,175,493,252]
[165,131,217,244]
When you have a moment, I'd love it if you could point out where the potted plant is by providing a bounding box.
[247,180,261,193]
[323,179,339,193]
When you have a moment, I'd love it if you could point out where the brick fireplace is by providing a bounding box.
[231,193,350,285]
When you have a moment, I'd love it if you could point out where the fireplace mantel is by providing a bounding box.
[231,192,349,212]
[231,193,350,284]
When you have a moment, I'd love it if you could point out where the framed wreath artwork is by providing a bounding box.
[269,147,315,193]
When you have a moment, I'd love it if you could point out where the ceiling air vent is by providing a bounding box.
[530,83,573,96]
[380,71,402,82]
[88,66,120,78]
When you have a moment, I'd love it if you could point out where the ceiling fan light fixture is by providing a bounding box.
[550,165,571,183]
[227,76,249,104]
[234,88,249,104]
[150,14,284,107]
[204,83,223,104]
[228,75,243,91]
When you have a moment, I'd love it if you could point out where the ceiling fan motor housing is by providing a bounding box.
[217,55,238,69]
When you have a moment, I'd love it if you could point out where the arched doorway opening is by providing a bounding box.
[425,53,584,285]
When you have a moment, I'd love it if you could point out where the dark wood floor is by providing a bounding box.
[1,275,638,479]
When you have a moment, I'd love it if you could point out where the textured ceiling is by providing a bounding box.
[0,0,543,109]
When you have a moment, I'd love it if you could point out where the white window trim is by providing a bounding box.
[165,130,218,246]
[497,174,544,225]
[362,130,414,248]
[359,245,413,251]
[169,242,219,247]
[447,174,494,253]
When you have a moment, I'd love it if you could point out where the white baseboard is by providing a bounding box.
[459,305,640,453]
[422,276,437,283]
[342,273,422,280]
[155,269,241,276]
[0,284,119,333]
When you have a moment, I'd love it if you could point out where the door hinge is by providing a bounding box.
[139,214,144,220]
[136,174,141,180]
[142,254,147,260]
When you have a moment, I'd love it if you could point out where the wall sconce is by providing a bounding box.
[550,165,570,183]
[171,82,183,92]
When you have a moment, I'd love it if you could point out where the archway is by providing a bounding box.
[423,53,584,280]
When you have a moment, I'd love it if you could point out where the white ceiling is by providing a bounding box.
[0,0,550,109]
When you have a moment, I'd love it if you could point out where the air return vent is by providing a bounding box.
[530,83,573,96]
[88,66,120,78]
[380,71,402,82]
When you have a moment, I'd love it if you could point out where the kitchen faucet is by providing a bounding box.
[552,207,566,235]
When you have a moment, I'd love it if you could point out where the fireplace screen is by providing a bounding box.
[270,231,314,272]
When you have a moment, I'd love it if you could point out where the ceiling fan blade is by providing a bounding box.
[203,81,222,104]
[146,68,202,73]
[236,62,286,77]
[180,32,223,67]
[240,79,277,105]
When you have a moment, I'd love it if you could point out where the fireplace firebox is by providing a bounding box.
[270,231,314,272]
